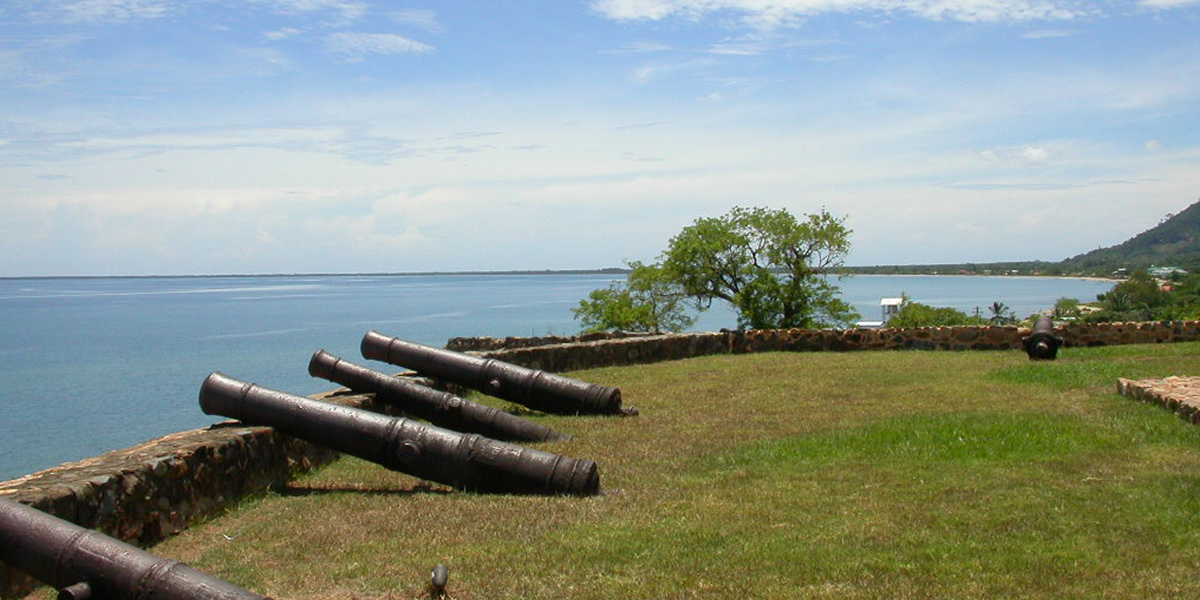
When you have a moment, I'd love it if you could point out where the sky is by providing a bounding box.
[2,0,1198,276]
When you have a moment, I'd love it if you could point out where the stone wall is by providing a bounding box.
[451,320,1200,371]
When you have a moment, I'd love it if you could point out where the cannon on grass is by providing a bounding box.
[1023,315,1064,360]
[199,373,600,496]
[0,496,267,600]
[360,331,633,416]
[308,350,570,443]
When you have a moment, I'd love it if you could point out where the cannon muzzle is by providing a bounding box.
[360,331,630,415]
[0,496,267,600]
[1023,315,1064,360]
[199,373,600,496]
[308,350,570,442]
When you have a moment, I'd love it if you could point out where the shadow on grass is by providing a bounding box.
[278,481,453,497]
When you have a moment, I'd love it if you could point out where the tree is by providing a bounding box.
[572,261,695,333]
[1085,269,1173,322]
[887,294,987,328]
[1052,297,1083,321]
[987,301,1017,325]
[661,206,859,329]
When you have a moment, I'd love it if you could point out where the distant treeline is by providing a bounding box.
[844,262,1061,277]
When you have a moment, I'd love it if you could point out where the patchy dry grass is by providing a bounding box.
[141,342,1200,599]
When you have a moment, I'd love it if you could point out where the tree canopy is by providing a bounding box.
[661,206,858,329]
[572,261,695,333]
[886,295,987,328]
[575,206,858,333]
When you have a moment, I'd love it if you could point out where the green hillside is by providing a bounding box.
[1058,198,1200,274]
[850,197,1200,277]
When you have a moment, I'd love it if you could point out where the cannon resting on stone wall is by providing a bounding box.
[199,372,600,496]
[0,496,267,600]
[308,350,570,443]
[360,330,635,416]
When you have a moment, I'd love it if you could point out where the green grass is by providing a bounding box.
[139,342,1200,600]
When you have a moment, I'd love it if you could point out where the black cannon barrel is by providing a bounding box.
[199,373,599,496]
[1023,315,1064,360]
[360,330,630,416]
[308,350,570,443]
[0,496,267,600]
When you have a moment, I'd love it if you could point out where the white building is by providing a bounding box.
[857,297,904,329]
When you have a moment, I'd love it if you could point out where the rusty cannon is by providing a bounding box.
[0,496,267,600]
[199,372,600,496]
[1023,315,1064,360]
[308,349,570,443]
[360,330,633,416]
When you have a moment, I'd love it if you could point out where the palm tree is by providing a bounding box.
[988,301,1016,325]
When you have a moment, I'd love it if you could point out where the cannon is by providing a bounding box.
[360,331,632,416]
[1023,315,1064,360]
[199,373,600,496]
[308,350,570,443]
[0,496,267,600]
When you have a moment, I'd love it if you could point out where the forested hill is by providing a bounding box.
[849,197,1200,277]
[1057,199,1200,273]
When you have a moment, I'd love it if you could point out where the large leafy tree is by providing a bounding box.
[661,206,858,329]
[572,261,695,333]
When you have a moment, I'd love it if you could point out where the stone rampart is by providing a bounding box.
[453,320,1200,371]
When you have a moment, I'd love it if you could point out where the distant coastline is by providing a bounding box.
[0,267,1124,282]
[0,268,631,281]
[844,272,1120,283]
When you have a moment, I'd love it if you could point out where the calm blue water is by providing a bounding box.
[0,273,1113,481]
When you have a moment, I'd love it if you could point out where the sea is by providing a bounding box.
[0,273,1115,482]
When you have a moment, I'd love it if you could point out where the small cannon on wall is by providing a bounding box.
[361,330,634,416]
[0,496,267,600]
[199,373,600,496]
[1023,315,1064,360]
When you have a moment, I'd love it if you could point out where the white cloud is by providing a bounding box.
[1021,146,1050,162]
[605,41,676,54]
[708,40,768,55]
[325,32,434,59]
[28,0,172,24]
[258,0,368,22]
[590,0,1095,26]
[390,9,444,33]
[1021,28,1081,39]
[632,57,712,84]
[265,27,303,41]
[1140,0,1200,7]
[970,144,1058,170]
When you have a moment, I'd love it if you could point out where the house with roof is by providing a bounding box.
[857,297,904,329]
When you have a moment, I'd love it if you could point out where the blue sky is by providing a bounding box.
[2,0,1198,276]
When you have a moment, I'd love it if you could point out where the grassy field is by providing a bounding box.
[145,342,1200,599]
